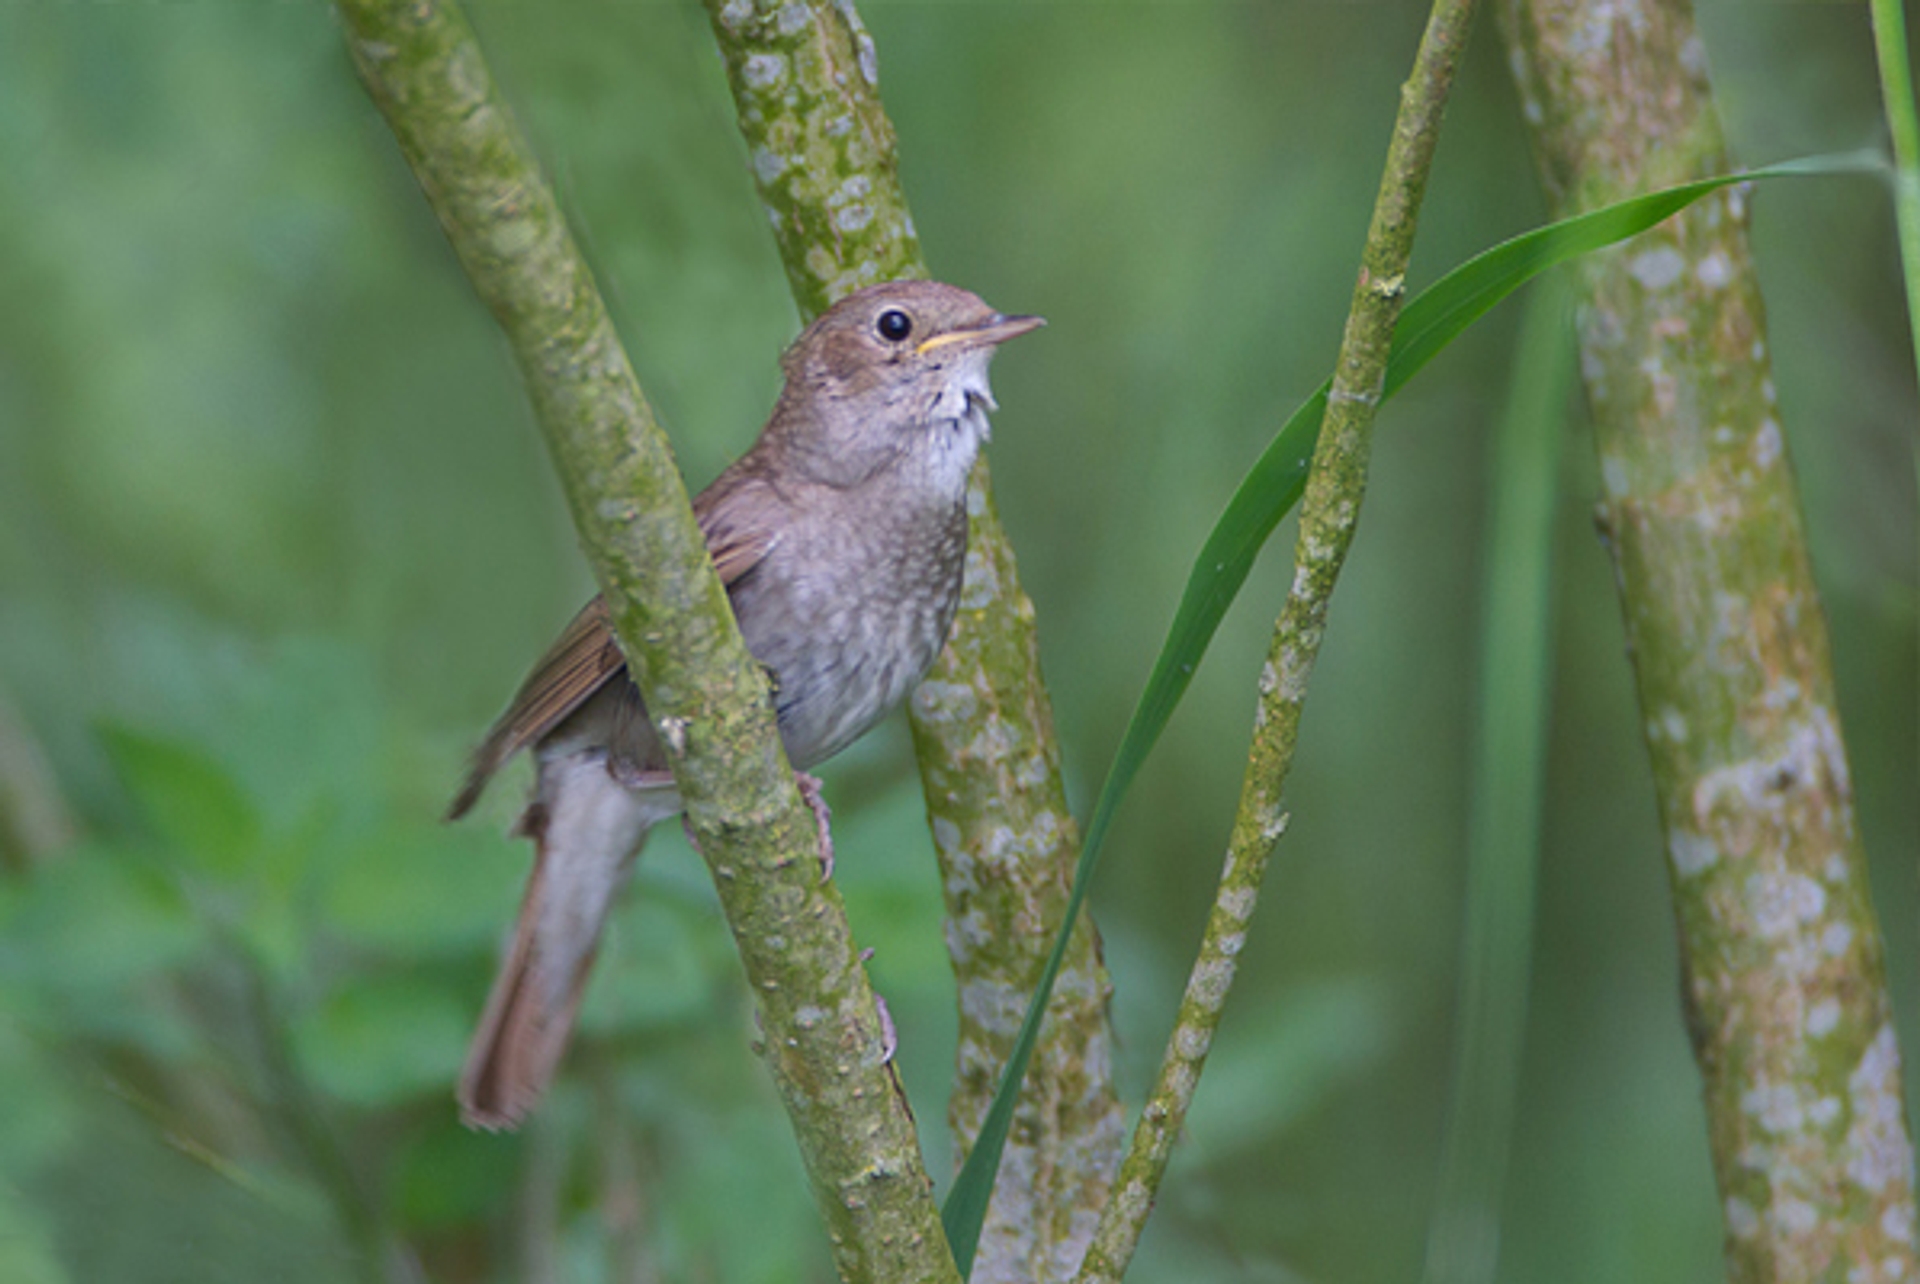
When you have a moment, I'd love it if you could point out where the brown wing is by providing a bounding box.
[447,597,627,819]
[447,473,783,819]
[694,468,782,589]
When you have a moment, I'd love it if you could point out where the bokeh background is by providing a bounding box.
[1,2,1914,1282]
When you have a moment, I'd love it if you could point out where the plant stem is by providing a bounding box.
[1077,1,1479,1277]
[1421,276,1571,1284]
[703,3,1123,1278]
[1865,0,1920,833]
[1868,0,1920,391]
[1502,0,1919,1276]
[333,2,954,1277]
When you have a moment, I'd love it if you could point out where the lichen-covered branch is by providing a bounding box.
[333,3,955,1277]
[1078,2,1479,1278]
[1501,1,1918,1277]
[703,3,1123,1278]
[703,0,922,313]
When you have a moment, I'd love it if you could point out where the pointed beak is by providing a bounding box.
[916,312,1046,356]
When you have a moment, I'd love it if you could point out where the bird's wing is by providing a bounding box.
[694,469,783,590]
[446,474,783,819]
[447,597,628,819]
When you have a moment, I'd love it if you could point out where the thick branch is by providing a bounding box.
[332,3,953,1277]
[1501,1,1918,1277]
[1077,2,1479,1278]
[703,3,1123,1278]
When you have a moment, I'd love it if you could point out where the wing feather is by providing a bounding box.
[447,598,627,818]
[695,470,781,589]
[447,472,784,819]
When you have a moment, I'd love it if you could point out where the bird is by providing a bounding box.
[447,279,1043,1129]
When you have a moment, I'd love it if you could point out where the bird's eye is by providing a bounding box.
[875,309,914,343]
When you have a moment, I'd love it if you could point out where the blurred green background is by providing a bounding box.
[0,2,1914,1282]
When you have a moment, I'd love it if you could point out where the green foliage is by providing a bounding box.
[99,728,262,881]
[0,636,851,1281]
[292,975,472,1106]
[0,1,1912,1281]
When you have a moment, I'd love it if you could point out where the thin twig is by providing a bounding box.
[1076,2,1480,1278]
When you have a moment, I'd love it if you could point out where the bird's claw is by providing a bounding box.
[874,992,897,1065]
[794,771,835,879]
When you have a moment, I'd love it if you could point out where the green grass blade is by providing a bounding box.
[1421,275,1572,1284]
[1865,0,1920,827]
[940,154,1880,1277]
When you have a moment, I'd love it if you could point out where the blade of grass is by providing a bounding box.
[941,152,1884,1260]
[1420,274,1572,1284]
[1866,0,1920,823]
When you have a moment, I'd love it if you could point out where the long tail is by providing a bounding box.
[458,754,676,1130]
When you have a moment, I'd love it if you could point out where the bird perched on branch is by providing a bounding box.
[448,279,1043,1129]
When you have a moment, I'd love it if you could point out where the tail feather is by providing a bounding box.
[457,754,677,1130]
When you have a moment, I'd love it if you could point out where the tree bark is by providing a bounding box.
[1501,2,1919,1277]
[702,4,1124,1278]
[335,2,958,1277]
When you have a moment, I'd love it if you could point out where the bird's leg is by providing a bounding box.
[857,946,898,1063]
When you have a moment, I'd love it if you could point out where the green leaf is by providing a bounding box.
[0,844,200,989]
[390,1120,521,1229]
[0,844,203,1056]
[0,1018,82,1183]
[940,154,1883,1271]
[289,974,469,1107]
[318,819,523,956]
[578,895,717,1036]
[99,724,260,880]
[1423,274,1573,1284]
[0,1190,69,1284]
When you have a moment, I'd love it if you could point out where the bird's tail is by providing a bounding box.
[458,754,677,1130]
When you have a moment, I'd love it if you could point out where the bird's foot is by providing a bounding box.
[874,992,897,1064]
[794,771,835,879]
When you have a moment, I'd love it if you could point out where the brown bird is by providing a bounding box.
[448,280,1043,1129]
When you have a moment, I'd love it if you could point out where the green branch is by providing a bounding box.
[1077,1,1480,1278]
[703,3,1124,1277]
[332,2,953,1278]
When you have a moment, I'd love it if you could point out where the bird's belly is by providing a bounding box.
[759,590,955,768]
[737,545,962,769]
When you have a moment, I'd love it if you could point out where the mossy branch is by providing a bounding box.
[1502,0,1918,1276]
[332,2,954,1277]
[702,3,1123,1278]
[1076,1,1479,1278]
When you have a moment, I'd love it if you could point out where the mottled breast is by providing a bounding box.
[731,492,969,770]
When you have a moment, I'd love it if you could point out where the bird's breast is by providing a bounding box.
[732,498,968,769]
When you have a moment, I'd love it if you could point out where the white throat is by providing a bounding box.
[915,347,998,497]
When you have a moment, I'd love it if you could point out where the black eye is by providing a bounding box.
[875,308,913,342]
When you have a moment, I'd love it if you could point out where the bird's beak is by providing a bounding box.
[916,312,1046,356]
